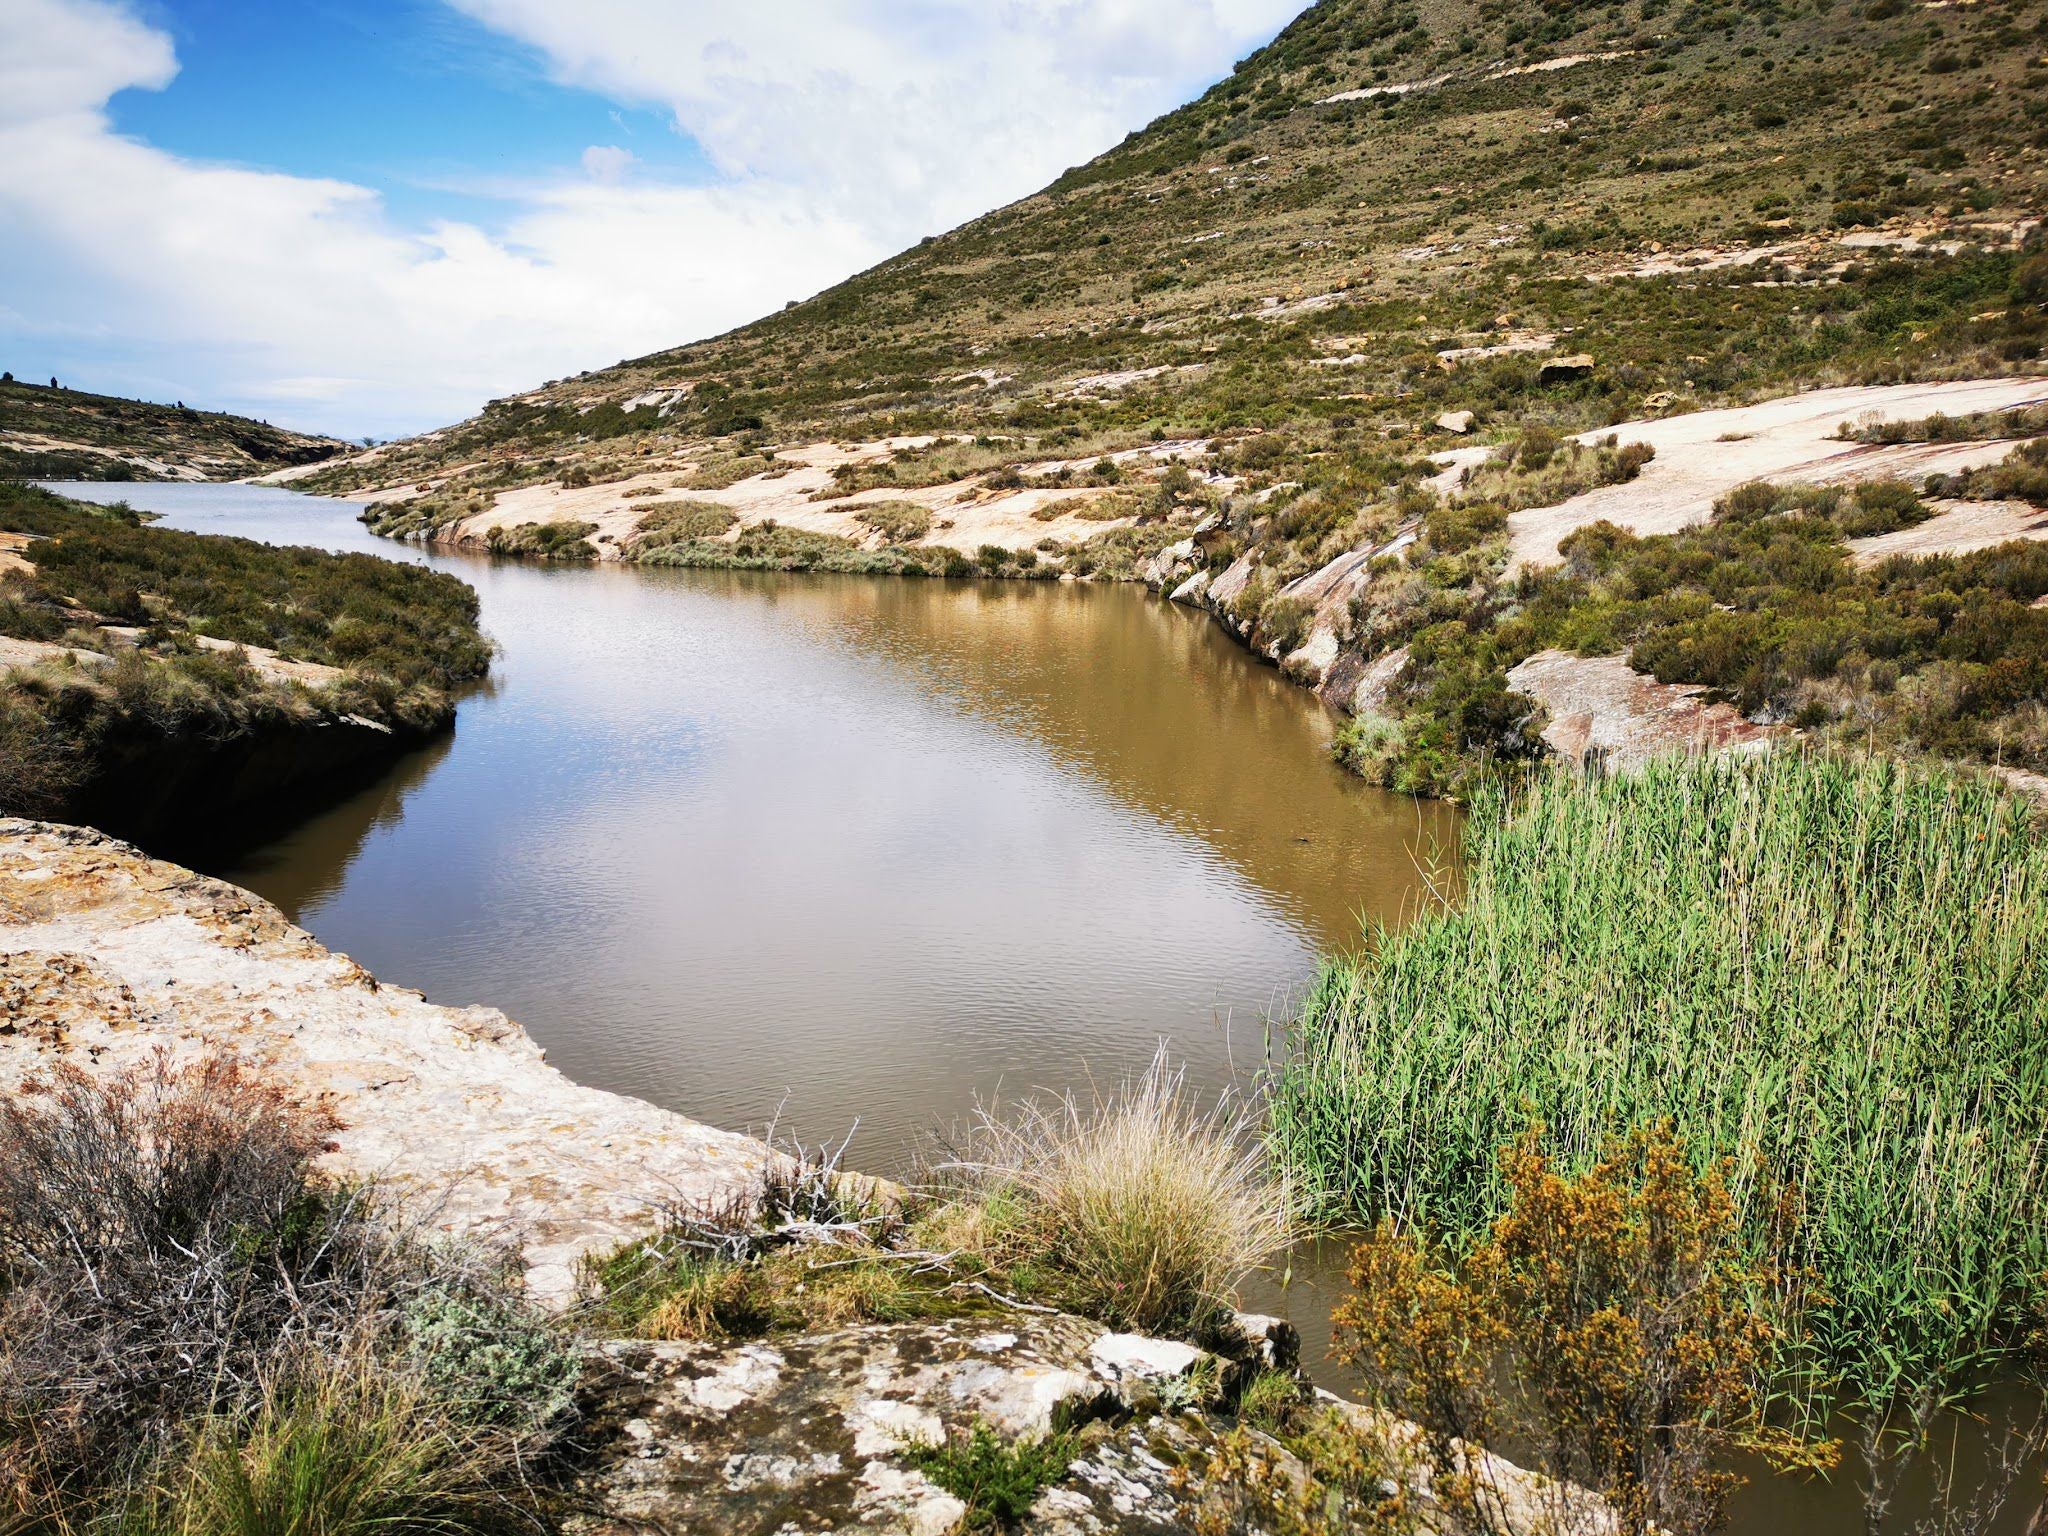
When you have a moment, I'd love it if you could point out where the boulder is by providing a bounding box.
[566,1315,1212,1535]
[1537,353,1596,384]
[1136,537,1197,591]
[1436,410,1476,435]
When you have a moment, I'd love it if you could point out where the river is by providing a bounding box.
[46,482,2039,1534]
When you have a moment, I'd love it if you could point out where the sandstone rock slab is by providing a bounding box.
[0,819,774,1305]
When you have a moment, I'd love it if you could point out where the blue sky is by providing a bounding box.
[1,0,1306,438]
[108,0,717,227]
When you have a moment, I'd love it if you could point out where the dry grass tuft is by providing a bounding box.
[948,1046,1294,1336]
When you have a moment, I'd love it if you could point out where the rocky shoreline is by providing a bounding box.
[0,816,1604,1533]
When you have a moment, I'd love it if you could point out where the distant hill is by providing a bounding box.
[302,0,2048,794]
[0,377,348,482]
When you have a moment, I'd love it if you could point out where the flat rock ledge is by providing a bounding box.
[0,818,772,1304]
[568,1314,1612,1536]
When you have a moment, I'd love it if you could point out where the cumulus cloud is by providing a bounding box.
[453,0,1304,237]
[0,0,1304,436]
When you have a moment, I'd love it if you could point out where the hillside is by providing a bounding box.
[304,0,2048,793]
[0,482,489,842]
[0,376,348,482]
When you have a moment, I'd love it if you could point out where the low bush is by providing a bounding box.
[628,500,737,553]
[855,500,935,543]
[0,1053,573,1530]
[635,519,969,577]
[1928,434,2048,508]
[1334,1124,1810,1534]
[484,519,597,561]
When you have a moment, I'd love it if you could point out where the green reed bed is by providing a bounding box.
[1271,751,2048,1404]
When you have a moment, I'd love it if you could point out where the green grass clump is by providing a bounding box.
[948,1048,1295,1338]
[635,520,974,577]
[136,1353,536,1536]
[903,1421,1078,1533]
[1270,751,2048,1406]
[628,499,738,553]
[855,499,935,543]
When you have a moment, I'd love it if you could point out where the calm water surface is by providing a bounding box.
[52,483,2035,1533]
[63,482,1453,1158]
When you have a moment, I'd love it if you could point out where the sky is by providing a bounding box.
[0,0,1309,439]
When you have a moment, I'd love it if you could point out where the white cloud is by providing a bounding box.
[580,144,635,182]
[0,0,1306,436]
[453,0,1304,237]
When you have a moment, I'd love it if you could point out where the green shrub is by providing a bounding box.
[484,520,596,561]
[629,500,738,551]
[855,500,935,543]
[903,1422,1078,1533]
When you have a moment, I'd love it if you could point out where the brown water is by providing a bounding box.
[78,482,1453,1160]
[53,482,2038,1534]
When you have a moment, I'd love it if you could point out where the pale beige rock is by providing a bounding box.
[571,1316,1613,1536]
[1503,377,2048,569]
[1507,650,1779,772]
[0,820,772,1305]
[1847,497,2048,563]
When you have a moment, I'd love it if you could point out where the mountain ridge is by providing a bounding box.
[300,0,2048,794]
[0,376,349,483]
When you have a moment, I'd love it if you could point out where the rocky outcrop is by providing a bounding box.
[567,1313,1610,1536]
[1505,651,1778,772]
[0,819,772,1303]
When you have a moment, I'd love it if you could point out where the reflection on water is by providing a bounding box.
[57,483,1454,1162]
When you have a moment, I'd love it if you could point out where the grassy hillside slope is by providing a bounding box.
[310,0,2048,792]
[0,377,348,482]
[320,0,2045,459]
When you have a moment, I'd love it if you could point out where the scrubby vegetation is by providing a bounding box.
[0,1054,574,1534]
[636,519,976,577]
[584,1051,1294,1349]
[1930,432,2048,508]
[1335,1125,1813,1534]
[484,519,596,561]
[855,499,936,543]
[627,499,737,554]
[1271,751,2048,1412]
[0,482,489,821]
[1336,473,2048,796]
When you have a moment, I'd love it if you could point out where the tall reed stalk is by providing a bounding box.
[1271,751,2048,1403]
